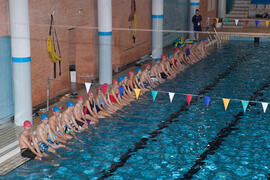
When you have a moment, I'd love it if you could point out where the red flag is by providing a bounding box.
[186,94,192,105]
[245,20,249,26]
[102,83,108,95]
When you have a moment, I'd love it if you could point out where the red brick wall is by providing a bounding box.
[0,0,9,37]
[0,0,151,106]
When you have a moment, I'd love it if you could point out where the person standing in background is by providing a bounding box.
[192,9,202,41]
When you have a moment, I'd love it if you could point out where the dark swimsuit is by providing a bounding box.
[160,72,168,79]
[21,148,36,160]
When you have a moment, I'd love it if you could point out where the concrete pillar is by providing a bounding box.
[9,0,32,126]
[98,0,112,84]
[152,0,164,59]
[218,0,226,18]
[189,0,200,40]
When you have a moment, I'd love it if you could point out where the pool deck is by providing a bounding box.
[0,41,218,176]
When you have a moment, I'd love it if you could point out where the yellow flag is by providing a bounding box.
[216,18,219,23]
[223,98,230,111]
[266,20,269,27]
[134,89,141,100]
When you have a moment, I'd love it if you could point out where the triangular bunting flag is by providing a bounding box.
[186,94,192,105]
[102,84,108,95]
[262,102,268,113]
[241,100,249,112]
[245,20,249,26]
[255,20,259,27]
[134,89,141,100]
[223,98,230,111]
[85,82,92,94]
[235,19,239,26]
[204,96,211,108]
[168,92,175,103]
[152,91,158,102]
[216,18,219,23]
[266,20,269,27]
[119,86,124,97]
[225,18,229,24]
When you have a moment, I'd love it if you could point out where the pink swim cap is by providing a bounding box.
[23,120,31,127]
[128,71,134,76]
[145,63,150,68]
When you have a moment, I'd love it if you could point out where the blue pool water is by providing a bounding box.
[2,41,270,179]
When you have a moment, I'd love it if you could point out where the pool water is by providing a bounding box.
[2,41,270,179]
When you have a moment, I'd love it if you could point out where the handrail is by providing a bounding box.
[214,28,222,48]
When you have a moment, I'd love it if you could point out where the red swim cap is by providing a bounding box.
[113,80,118,84]
[88,90,93,95]
[77,95,83,101]
[128,71,134,76]
[145,63,150,68]
[173,48,180,55]
[161,54,166,60]
[23,120,31,127]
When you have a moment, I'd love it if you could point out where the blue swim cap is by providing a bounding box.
[53,106,60,112]
[123,75,127,79]
[136,68,141,73]
[155,58,161,62]
[118,76,123,82]
[41,114,48,120]
[67,101,74,107]
[168,53,173,57]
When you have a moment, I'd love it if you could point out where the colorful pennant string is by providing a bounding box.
[266,20,269,27]
[222,98,230,111]
[102,84,108,95]
[204,96,211,108]
[262,102,268,113]
[85,82,91,94]
[186,94,192,105]
[119,86,124,97]
[241,100,249,112]
[152,91,158,102]
[235,19,239,26]
[168,92,175,103]
[255,20,259,27]
[134,88,141,100]
[130,88,269,113]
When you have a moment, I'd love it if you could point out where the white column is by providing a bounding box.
[98,0,112,84]
[152,0,164,59]
[9,0,32,126]
[218,0,226,18]
[189,0,200,40]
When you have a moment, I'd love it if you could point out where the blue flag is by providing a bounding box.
[255,20,259,27]
[152,91,158,102]
[119,86,124,97]
[204,96,211,108]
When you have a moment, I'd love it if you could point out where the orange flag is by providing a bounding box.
[216,18,219,23]
[266,20,269,27]
[134,89,141,100]
[223,98,230,111]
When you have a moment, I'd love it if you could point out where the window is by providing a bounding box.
[208,0,216,11]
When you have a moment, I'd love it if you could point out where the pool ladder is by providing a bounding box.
[214,28,222,49]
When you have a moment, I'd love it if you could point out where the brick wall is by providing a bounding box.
[200,0,218,29]
[0,0,9,37]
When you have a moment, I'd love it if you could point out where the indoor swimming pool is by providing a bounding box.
[3,41,270,179]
